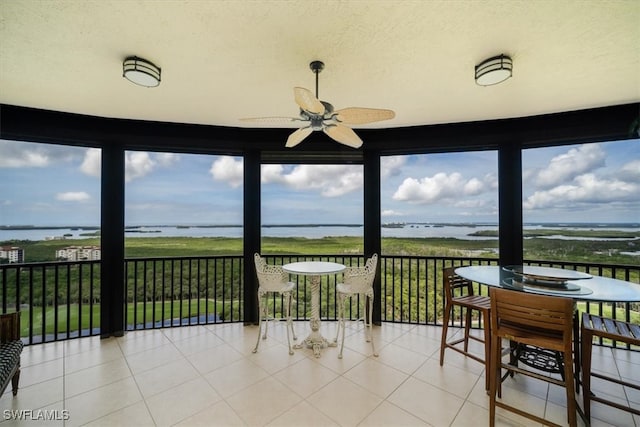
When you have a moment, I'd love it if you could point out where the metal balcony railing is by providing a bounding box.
[1,255,638,346]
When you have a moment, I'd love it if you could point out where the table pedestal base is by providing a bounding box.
[294,274,336,357]
[294,319,336,357]
[283,262,346,358]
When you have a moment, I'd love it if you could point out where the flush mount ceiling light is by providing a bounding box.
[475,54,512,86]
[122,56,161,87]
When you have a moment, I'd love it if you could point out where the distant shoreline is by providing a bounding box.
[2,222,639,231]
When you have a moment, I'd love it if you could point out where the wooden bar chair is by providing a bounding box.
[581,312,640,421]
[439,267,491,390]
[489,288,578,427]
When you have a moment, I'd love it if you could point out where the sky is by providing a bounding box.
[0,138,638,226]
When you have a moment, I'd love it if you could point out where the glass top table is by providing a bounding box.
[455,265,640,302]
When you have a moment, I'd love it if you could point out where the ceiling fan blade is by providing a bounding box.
[239,116,302,124]
[323,124,363,148]
[285,127,313,148]
[294,87,325,115]
[333,107,395,125]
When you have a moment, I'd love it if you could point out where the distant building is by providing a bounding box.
[45,235,67,241]
[0,246,24,263]
[56,246,101,261]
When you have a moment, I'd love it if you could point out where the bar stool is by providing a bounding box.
[439,267,491,390]
[253,253,297,355]
[581,312,640,421]
[334,254,378,359]
[489,288,578,426]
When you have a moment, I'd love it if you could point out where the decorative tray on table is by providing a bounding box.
[501,265,593,295]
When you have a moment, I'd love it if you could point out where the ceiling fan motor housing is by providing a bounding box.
[310,116,324,130]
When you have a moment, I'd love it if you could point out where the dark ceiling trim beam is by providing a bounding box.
[360,103,639,154]
[1,103,637,157]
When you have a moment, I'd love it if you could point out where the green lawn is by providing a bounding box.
[18,299,235,336]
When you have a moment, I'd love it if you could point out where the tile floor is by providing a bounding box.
[1,320,638,426]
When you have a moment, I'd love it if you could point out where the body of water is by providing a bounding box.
[1,223,639,242]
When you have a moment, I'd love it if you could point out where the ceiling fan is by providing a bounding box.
[240,61,395,149]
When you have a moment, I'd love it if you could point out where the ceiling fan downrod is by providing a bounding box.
[309,60,324,98]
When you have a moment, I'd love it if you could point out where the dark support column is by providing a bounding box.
[243,151,261,324]
[363,149,382,324]
[498,142,523,266]
[100,142,125,338]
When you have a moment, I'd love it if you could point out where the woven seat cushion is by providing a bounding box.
[0,340,23,386]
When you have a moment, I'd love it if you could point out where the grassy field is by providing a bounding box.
[17,299,231,336]
[3,232,638,338]
[4,231,638,264]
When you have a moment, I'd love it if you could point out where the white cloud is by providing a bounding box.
[156,153,179,166]
[619,159,640,181]
[453,199,488,209]
[381,209,403,217]
[0,150,49,167]
[463,177,484,195]
[0,139,80,168]
[56,192,90,202]
[262,164,363,197]
[524,173,639,210]
[210,156,243,188]
[125,152,156,182]
[381,156,406,178]
[80,149,179,182]
[261,164,285,183]
[392,172,491,204]
[484,172,498,190]
[80,148,101,177]
[534,144,606,189]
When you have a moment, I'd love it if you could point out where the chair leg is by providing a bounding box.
[489,332,500,426]
[338,295,347,359]
[289,293,297,341]
[564,349,577,426]
[334,293,343,344]
[464,307,472,352]
[368,294,378,357]
[498,338,505,399]
[482,311,491,391]
[253,295,264,353]
[285,293,293,355]
[439,301,451,366]
[11,368,20,396]
[582,329,593,422]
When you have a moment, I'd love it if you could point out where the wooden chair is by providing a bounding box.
[253,253,297,355]
[334,254,378,359]
[439,267,491,390]
[489,288,578,427]
[581,312,640,421]
[0,312,23,397]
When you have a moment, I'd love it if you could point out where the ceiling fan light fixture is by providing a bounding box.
[475,54,512,86]
[123,56,161,87]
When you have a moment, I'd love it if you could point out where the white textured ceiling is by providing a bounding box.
[1,1,638,131]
